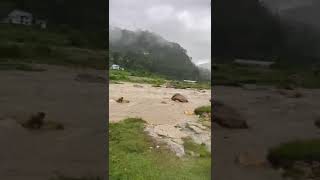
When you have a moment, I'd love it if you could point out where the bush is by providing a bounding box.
[267,139,320,168]
[194,106,211,116]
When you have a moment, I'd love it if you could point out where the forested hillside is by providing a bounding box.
[109,27,208,81]
[213,0,320,65]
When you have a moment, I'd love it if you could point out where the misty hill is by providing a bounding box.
[109,27,205,81]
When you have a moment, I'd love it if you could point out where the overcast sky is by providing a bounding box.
[109,0,211,65]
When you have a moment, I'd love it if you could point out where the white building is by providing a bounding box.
[111,64,120,70]
[1,9,47,28]
[3,9,33,25]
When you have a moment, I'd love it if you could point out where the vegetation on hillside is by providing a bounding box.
[0,24,106,69]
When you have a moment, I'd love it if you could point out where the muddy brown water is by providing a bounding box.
[0,65,107,180]
[213,86,320,180]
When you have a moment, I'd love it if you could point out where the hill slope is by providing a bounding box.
[109,27,203,81]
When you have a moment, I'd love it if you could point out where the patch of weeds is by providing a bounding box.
[199,118,211,128]
[194,106,211,128]
[167,81,211,90]
[267,139,320,168]
[183,137,211,158]
[194,106,211,116]
[109,118,211,180]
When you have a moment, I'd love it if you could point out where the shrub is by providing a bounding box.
[267,139,320,168]
[194,106,211,116]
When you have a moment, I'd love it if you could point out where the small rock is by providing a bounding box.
[161,101,167,104]
[171,93,188,103]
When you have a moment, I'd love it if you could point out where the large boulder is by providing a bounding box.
[213,101,248,129]
[171,93,188,103]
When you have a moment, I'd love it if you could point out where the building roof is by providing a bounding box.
[9,9,33,17]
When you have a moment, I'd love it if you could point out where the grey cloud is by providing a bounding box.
[110,0,211,64]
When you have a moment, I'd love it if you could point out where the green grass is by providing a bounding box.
[109,70,211,89]
[0,24,106,70]
[109,118,211,180]
[214,63,320,88]
[183,137,211,158]
[194,106,212,128]
[167,81,211,90]
[109,70,166,85]
[194,106,211,116]
[267,139,320,168]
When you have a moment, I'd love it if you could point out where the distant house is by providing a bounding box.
[0,8,47,28]
[143,51,150,56]
[111,64,120,70]
[233,59,275,68]
[2,9,33,25]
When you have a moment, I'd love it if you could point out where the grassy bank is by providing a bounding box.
[0,24,106,70]
[110,69,211,89]
[214,63,320,88]
[109,118,211,180]
[268,139,320,168]
[267,139,320,179]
